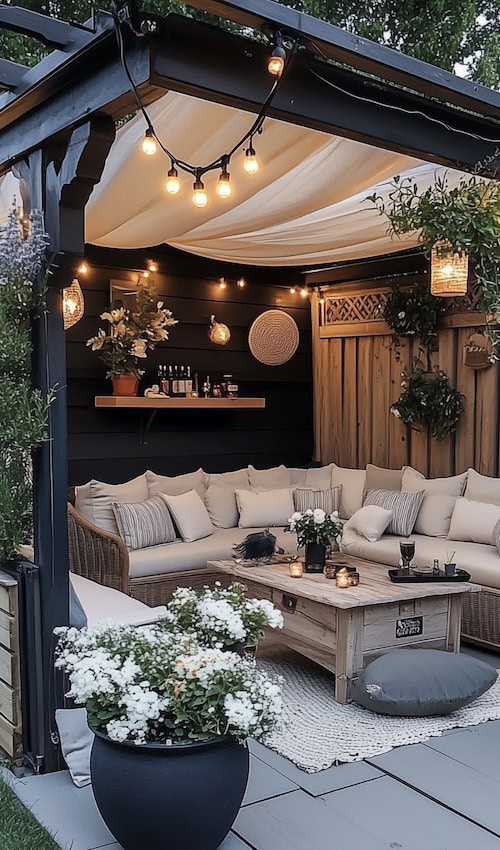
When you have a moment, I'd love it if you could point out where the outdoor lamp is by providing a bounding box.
[166,165,181,195]
[63,279,85,330]
[431,241,468,297]
[141,128,157,156]
[192,176,208,208]
[268,34,286,76]
[216,162,232,199]
[209,314,231,345]
[243,143,259,175]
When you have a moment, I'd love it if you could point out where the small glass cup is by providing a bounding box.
[289,561,303,578]
[335,568,350,588]
[400,539,415,574]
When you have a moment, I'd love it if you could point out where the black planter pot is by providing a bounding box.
[304,543,327,573]
[90,730,249,850]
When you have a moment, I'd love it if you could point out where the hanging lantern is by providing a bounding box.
[208,314,231,345]
[431,241,468,297]
[63,279,85,329]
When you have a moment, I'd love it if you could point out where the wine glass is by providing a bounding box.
[399,540,415,574]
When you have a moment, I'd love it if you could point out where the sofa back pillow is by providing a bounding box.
[448,497,500,545]
[146,468,206,500]
[236,488,294,528]
[330,465,366,519]
[294,486,341,515]
[413,493,457,538]
[248,465,291,490]
[465,468,500,506]
[160,490,213,542]
[75,474,149,535]
[365,464,402,492]
[203,469,250,528]
[112,495,177,551]
[402,466,467,497]
[364,488,424,537]
[343,505,393,543]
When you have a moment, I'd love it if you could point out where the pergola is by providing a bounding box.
[0,0,499,773]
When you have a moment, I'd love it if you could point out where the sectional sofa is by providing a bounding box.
[68,462,500,649]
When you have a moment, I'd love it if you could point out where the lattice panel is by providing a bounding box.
[324,291,388,324]
[448,280,483,313]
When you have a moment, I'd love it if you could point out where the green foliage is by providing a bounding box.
[1,0,499,88]
[0,776,61,850]
[391,359,465,441]
[0,208,51,562]
[383,281,446,356]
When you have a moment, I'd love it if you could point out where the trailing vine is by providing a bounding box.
[390,359,465,441]
[383,281,446,358]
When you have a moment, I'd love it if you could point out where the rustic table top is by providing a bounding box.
[207,555,481,610]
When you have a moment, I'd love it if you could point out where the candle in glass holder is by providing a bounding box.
[324,563,336,580]
[289,560,303,578]
[335,567,350,588]
[349,571,360,586]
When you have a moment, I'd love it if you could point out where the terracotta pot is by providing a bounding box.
[111,375,139,396]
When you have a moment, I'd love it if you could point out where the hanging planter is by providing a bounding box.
[431,242,469,297]
[390,359,465,441]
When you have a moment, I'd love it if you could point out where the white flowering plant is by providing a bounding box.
[87,279,177,378]
[285,509,343,548]
[165,582,284,648]
[55,623,282,745]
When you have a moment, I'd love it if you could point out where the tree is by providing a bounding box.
[1,0,498,88]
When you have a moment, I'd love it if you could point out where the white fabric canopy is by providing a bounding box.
[0,91,467,266]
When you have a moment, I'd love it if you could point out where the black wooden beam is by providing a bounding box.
[0,58,27,91]
[305,249,427,286]
[150,16,500,173]
[186,0,500,120]
[0,5,94,49]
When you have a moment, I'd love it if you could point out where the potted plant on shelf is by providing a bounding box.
[55,622,282,850]
[285,509,344,573]
[87,279,177,396]
[165,581,284,656]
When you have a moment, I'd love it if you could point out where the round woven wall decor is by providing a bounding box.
[248,309,299,366]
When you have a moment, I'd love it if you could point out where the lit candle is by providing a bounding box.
[324,564,336,580]
[349,572,360,586]
[335,567,350,588]
[289,561,303,578]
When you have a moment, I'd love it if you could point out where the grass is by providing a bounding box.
[0,775,62,850]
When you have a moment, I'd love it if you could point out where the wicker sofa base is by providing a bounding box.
[461,586,500,652]
[129,569,227,607]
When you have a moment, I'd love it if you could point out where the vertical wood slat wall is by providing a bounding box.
[312,293,500,477]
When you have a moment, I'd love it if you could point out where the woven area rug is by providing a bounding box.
[258,654,500,773]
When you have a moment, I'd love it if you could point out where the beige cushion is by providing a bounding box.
[414,493,457,538]
[74,474,149,534]
[494,520,500,555]
[344,505,393,543]
[112,495,176,551]
[330,465,366,519]
[146,468,207,500]
[70,574,167,628]
[206,469,249,488]
[288,465,335,488]
[402,467,467,497]
[364,489,423,537]
[205,482,249,529]
[365,464,402,492]
[448,497,500,545]
[248,464,291,489]
[160,490,213,542]
[288,467,309,486]
[236,488,294,528]
[465,469,500,506]
[294,486,341,515]
[128,527,296,578]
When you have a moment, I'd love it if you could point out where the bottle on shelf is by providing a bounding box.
[178,365,186,396]
[212,380,222,398]
[168,365,174,395]
[203,375,211,398]
[185,365,193,396]
[160,366,170,396]
[222,373,239,398]
[172,365,179,396]
[193,371,199,397]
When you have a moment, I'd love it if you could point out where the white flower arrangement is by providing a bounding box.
[55,623,282,745]
[285,509,344,548]
[165,582,284,648]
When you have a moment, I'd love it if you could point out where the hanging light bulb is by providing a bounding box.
[192,173,208,208]
[141,128,157,156]
[219,278,227,289]
[166,164,181,195]
[300,288,308,298]
[243,142,259,175]
[237,277,246,288]
[77,261,89,275]
[216,160,232,199]
[267,33,286,76]
[148,261,158,273]
[289,287,296,294]
[319,296,325,305]
[142,270,150,278]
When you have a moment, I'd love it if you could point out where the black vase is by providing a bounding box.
[304,543,327,573]
[90,731,249,850]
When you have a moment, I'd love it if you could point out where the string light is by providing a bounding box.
[192,174,208,208]
[268,33,286,77]
[141,270,150,278]
[300,288,309,298]
[243,141,259,174]
[219,278,227,289]
[319,296,325,305]
[216,159,232,199]
[147,261,158,273]
[141,128,157,156]
[289,287,296,294]
[166,165,181,195]
[237,277,246,288]
[77,261,88,275]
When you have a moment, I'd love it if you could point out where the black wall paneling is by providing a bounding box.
[66,246,313,484]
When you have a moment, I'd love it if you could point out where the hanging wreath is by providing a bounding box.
[390,359,465,441]
[383,281,446,355]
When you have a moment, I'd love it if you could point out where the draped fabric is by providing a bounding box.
[0,91,467,266]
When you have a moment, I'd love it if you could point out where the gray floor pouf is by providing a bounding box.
[352,649,497,716]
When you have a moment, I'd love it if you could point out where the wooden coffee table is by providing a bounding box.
[208,555,481,704]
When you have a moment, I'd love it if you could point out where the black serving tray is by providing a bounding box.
[388,568,471,583]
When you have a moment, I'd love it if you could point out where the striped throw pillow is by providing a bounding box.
[363,488,424,537]
[112,495,176,551]
[294,486,342,515]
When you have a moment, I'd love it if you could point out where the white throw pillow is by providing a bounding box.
[330,465,366,519]
[74,474,149,534]
[344,505,393,543]
[448,497,500,545]
[55,708,93,788]
[146,468,207,500]
[248,465,291,490]
[465,468,500,506]
[160,490,213,542]
[236,488,295,528]
[413,493,458,538]
[402,467,467,497]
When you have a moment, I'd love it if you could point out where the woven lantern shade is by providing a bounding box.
[209,314,231,345]
[63,279,85,329]
[431,242,468,297]
[248,309,299,365]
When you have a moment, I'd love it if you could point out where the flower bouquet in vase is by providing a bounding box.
[285,509,344,573]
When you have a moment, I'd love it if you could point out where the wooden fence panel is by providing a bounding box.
[371,336,391,467]
[357,337,373,469]
[455,327,477,473]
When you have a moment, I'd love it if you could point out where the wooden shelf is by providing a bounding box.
[95,396,266,409]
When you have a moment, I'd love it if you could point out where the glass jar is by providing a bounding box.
[222,374,238,398]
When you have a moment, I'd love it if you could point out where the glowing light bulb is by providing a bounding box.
[442,263,454,277]
[141,129,157,156]
[148,261,158,273]
[243,146,259,175]
[319,297,325,305]
[216,170,232,199]
[77,262,88,275]
[219,278,227,289]
[237,278,246,288]
[166,166,181,195]
[268,46,286,76]
[289,287,296,294]
[300,288,308,298]
[142,270,150,278]
[192,176,208,208]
